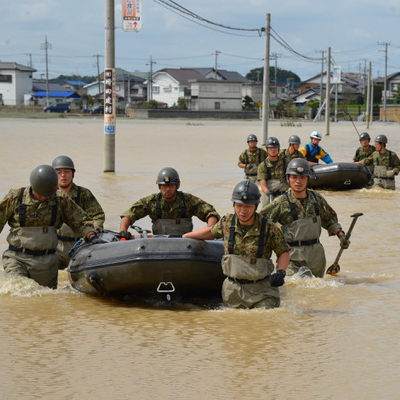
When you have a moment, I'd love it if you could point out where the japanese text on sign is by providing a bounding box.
[122,0,142,32]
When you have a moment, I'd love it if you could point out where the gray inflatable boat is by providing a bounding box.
[67,230,225,300]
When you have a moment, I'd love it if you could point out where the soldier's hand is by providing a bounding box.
[119,230,132,240]
[339,235,350,249]
[270,269,286,287]
[386,170,395,178]
[89,235,107,245]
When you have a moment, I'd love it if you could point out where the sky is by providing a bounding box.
[1,0,400,82]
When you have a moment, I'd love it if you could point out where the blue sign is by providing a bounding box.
[105,125,115,134]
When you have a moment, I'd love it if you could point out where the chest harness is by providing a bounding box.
[285,191,321,247]
[9,187,58,256]
[245,148,263,176]
[155,191,189,219]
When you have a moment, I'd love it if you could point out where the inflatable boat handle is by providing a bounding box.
[157,282,176,293]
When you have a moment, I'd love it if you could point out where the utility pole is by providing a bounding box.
[261,13,271,146]
[316,50,325,120]
[378,42,390,122]
[271,52,282,99]
[41,36,52,108]
[366,61,371,129]
[147,56,156,101]
[25,53,33,68]
[103,0,116,172]
[93,54,103,96]
[325,47,331,136]
[212,50,221,74]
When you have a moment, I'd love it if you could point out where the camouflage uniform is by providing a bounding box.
[279,148,305,163]
[359,150,400,190]
[121,192,220,235]
[238,147,267,182]
[56,183,105,269]
[211,212,290,309]
[257,155,289,205]
[261,188,342,278]
[0,187,94,288]
[353,145,376,162]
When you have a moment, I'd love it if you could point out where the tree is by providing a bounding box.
[242,95,255,110]
[246,67,301,84]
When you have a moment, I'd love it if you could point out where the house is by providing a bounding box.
[150,68,249,110]
[62,80,88,96]
[91,68,147,104]
[31,80,80,106]
[294,72,363,106]
[374,72,400,102]
[0,62,36,106]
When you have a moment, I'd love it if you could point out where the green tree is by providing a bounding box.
[242,95,255,110]
[246,67,301,84]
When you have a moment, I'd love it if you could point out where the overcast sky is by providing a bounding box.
[1,0,399,81]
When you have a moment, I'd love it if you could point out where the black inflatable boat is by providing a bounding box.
[67,230,225,300]
[308,162,372,190]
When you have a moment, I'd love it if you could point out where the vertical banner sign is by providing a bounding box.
[333,66,341,83]
[104,68,116,134]
[122,0,142,32]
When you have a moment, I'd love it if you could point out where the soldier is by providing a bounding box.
[257,136,289,205]
[353,132,376,162]
[280,135,305,162]
[261,158,349,278]
[238,134,267,182]
[357,134,400,190]
[0,165,99,288]
[119,167,220,237]
[52,155,105,269]
[300,131,333,166]
[183,180,290,309]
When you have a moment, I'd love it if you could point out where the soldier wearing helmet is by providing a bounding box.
[0,165,98,288]
[356,134,400,190]
[353,132,376,163]
[183,180,290,309]
[300,131,333,166]
[119,167,220,236]
[238,134,267,182]
[260,158,349,278]
[52,155,105,269]
[280,135,305,163]
[257,136,289,205]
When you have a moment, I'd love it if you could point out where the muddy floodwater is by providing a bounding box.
[0,117,399,400]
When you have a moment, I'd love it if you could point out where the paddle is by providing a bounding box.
[326,212,363,275]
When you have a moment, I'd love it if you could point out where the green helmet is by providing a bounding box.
[231,181,261,204]
[52,155,75,171]
[374,134,388,144]
[247,134,258,142]
[156,167,180,185]
[30,165,58,197]
[288,135,301,145]
[286,158,311,177]
[266,137,280,148]
[359,132,370,141]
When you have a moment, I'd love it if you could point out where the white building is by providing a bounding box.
[0,62,36,105]
[150,68,249,110]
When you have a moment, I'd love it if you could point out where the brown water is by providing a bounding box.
[0,117,399,400]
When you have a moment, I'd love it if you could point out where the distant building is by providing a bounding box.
[374,72,400,102]
[0,62,36,106]
[150,68,249,110]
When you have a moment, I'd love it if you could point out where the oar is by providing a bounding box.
[326,212,363,275]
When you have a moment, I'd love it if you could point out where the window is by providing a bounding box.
[152,86,160,93]
[0,75,12,83]
[214,102,220,109]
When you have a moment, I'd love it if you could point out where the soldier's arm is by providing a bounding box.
[81,189,105,227]
[60,194,94,239]
[120,196,153,226]
[317,195,341,235]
